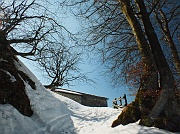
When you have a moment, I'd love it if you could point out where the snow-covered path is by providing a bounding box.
[52,92,176,134]
[70,107,120,134]
[1,60,179,134]
[51,90,121,133]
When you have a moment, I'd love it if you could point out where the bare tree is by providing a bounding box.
[0,0,86,116]
[154,2,180,75]
[61,0,142,88]
[61,0,180,132]
[36,44,91,90]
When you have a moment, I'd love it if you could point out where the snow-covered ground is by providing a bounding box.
[0,60,179,134]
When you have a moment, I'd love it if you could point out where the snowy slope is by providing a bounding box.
[0,60,179,134]
[52,92,178,134]
[1,60,75,134]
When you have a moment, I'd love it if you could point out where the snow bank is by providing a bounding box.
[52,92,177,134]
[0,60,76,134]
[0,59,178,134]
[0,104,40,134]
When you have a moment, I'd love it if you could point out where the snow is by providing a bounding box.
[0,60,179,134]
[55,88,82,95]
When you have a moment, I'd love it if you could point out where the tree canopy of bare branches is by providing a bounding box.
[61,0,180,132]
[0,0,90,88]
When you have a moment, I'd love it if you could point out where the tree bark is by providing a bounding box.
[118,0,158,90]
[113,0,159,128]
[135,0,176,120]
[113,0,180,132]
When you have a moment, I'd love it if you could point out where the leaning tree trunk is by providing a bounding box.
[135,1,180,130]
[117,0,159,90]
[112,0,180,132]
[112,0,158,127]
[0,38,35,116]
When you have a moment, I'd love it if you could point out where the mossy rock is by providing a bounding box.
[112,101,141,127]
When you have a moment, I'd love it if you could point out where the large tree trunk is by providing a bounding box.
[113,0,158,127]
[118,0,158,90]
[135,0,180,124]
[0,39,35,116]
[112,0,180,132]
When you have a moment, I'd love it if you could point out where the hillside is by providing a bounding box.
[0,60,178,134]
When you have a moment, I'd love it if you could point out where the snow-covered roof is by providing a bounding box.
[55,88,108,99]
[55,88,82,95]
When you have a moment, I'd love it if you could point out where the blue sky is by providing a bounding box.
[19,1,135,107]
[20,54,134,107]
[60,13,135,106]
